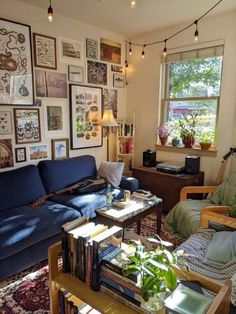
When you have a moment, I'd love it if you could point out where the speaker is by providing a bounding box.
[185,156,200,175]
[143,149,156,167]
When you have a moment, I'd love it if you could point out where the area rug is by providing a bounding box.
[0,215,183,314]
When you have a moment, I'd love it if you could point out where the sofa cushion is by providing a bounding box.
[38,155,97,193]
[98,161,124,188]
[0,165,46,212]
[0,201,81,260]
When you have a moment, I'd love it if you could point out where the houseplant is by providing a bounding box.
[157,123,171,145]
[197,130,214,150]
[178,114,198,148]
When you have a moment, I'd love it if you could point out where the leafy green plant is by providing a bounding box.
[178,113,198,139]
[197,130,215,144]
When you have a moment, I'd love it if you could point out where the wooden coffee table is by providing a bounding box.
[95,196,163,236]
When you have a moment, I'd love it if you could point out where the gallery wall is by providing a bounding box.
[0,0,127,171]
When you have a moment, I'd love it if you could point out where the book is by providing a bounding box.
[132,190,156,200]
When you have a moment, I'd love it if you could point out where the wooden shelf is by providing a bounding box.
[155,144,217,157]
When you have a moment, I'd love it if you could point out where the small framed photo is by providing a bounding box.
[15,147,26,163]
[59,37,83,65]
[51,138,69,160]
[33,33,57,70]
[86,38,98,60]
[29,144,48,160]
[68,65,84,83]
[0,111,12,135]
[113,73,125,88]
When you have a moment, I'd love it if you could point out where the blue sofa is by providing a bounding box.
[0,155,138,280]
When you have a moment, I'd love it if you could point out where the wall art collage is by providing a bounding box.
[0,16,124,169]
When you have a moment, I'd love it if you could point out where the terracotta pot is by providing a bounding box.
[182,135,195,148]
[200,142,212,150]
[159,136,168,145]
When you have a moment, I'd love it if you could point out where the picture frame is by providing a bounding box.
[0,111,12,135]
[0,18,34,106]
[87,60,107,85]
[14,108,41,144]
[33,33,57,70]
[51,138,69,160]
[68,65,84,83]
[15,147,26,163]
[103,88,118,118]
[69,84,103,150]
[59,37,83,65]
[35,70,67,98]
[45,104,65,136]
[0,139,13,169]
[111,65,123,73]
[100,37,121,64]
[113,73,125,88]
[29,144,48,160]
[86,38,98,60]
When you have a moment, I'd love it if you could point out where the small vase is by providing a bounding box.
[182,135,195,148]
[140,293,165,313]
[159,136,168,145]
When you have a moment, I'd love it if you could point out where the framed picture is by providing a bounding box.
[103,89,118,118]
[0,139,13,169]
[100,37,121,64]
[45,104,65,136]
[111,65,123,73]
[59,37,83,65]
[29,144,48,160]
[0,18,34,105]
[86,38,98,60]
[0,111,12,134]
[33,33,57,70]
[87,60,107,85]
[14,108,41,144]
[68,65,84,83]
[15,147,26,163]
[35,70,67,98]
[51,138,69,160]
[69,84,102,149]
[113,73,125,88]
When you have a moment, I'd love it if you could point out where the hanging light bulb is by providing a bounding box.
[129,43,132,56]
[129,0,137,9]
[163,39,167,57]
[194,20,199,42]
[141,45,145,58]
[125,60,129,68]
[48,0,53,22]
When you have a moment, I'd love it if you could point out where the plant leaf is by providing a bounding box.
[148,259,168,271]
[164,267,177,290]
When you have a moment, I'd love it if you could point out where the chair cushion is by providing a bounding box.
[0,165,46,212]
[0,201,81,260]
[98,161,124,188]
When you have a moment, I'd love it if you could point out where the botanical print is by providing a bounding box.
[35,70,67,98]
[87,60,107,85]
[68,65,84,83]
[111,65,123,73]
[103,88,118,118]
[33,33,57,69]
[59,37,83,64]
[0,18,34,105]
[52,138,69,160]
[14,108,41,144]
[0,111,12,134]
[47,106,63,131]
[70,84,102,149]
[86,38,98,60]
[29,144,48,160]
[113,73,125,88]
[15,147,26,163]
[100,38,121,64]
[0,139,13,168]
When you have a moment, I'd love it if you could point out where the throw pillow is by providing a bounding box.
[205,231,236,263]
[208,220,236,232]
[97,161,125,188]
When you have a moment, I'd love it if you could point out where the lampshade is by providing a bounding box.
[100,109,118,127]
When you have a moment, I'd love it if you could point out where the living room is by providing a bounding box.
[1,0,236,313]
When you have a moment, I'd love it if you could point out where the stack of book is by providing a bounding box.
[132,189,156,201]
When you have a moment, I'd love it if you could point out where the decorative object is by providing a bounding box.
[87,60,107,85]
[29,144,48,160]
[86,38,98,60]
[47,0,53,22]
[69,84,102,149]
[15,147,26,163]
[68,65,84,83]
[111,65,123,73]
[51,138,69,160]
[171,137,180,147]
[35,70,67,98]
[100,38,121,64]
[59,37,83,64]
[46,105,63,132]
[14,108,41,144]
[0,18,34,105]
[0,111,12,134]
[157,123,171,145]
[33,33,57,69]
[198,130,214,150]
[0,139,14,168]
[103,89,118,118]
[178,114,198,148]
[113,73,125,88]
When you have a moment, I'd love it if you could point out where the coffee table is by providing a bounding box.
[95,196,163,236]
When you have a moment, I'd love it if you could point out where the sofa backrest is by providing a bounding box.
[38,155,97,193]
[0,165,46,211]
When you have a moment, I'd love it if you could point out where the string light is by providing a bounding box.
[194,20,199,42]
[129,43,132,55]
[47,0,53,22]
[141,45,146,58]
[163,39,167,57]
[129,0,137,9]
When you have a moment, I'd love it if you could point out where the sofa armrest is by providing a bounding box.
[119,176,139,193]
[180,186,217,201]
[199,205,236,228]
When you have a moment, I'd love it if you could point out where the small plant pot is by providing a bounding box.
[200,142,212,150]
[159,136,168,145]
[182,136,195,148]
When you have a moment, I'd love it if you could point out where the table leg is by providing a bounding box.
[137,220,141,235]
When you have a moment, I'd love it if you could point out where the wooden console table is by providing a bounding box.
[132,167,204,213]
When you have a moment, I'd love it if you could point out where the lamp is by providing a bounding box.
[100,109,118,161]
[47,0,53,22]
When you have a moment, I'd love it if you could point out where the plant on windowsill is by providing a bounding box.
[157,123,171,145]
[178,113,198,148]
[197,130,214,150]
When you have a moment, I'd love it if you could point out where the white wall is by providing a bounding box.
[127,10,236,184]
[0,0,126,171]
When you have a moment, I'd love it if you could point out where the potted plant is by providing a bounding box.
[178,114,198,148]
[197,130,214,150]
[157,123,171,145]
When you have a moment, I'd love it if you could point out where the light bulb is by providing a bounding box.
[142,50,145,58]
[194,30,199,42]
[130,0,137,9]
[47,1,53,22]
[163,47,167,58]
[129,48,132,56]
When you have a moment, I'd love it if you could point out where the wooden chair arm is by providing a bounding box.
[180,186,217,201]
[200,205,236,228]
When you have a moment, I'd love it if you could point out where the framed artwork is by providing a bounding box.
[0,111,12,134]
[0,18,34,105]
[0,139,13,169]
[103,89,118,118]
[100,37,121,64]
[59,37,83,64]
[86,38,98,60]
[111,65,123,73]
[51,138,69,160]
[14,108,41,144]
[35,70,67,98]
[68,65,84,83]
[47,105,63,131]
[15,147,26,163]
[87,60,107,85]
[69,84,102,149]
[33,33,57,70]
[29,144,48,160]
[113,73,125,88]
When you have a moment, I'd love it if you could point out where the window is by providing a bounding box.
[161,45,224,146]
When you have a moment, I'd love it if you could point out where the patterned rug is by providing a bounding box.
[0,214,183,314]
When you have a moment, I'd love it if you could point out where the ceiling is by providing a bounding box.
[16,0,236,37]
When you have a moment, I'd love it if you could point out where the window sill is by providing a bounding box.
[155,144,217,157]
